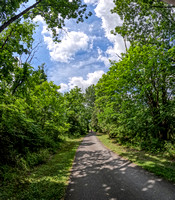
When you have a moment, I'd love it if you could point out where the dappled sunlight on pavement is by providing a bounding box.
[65,133,175,200]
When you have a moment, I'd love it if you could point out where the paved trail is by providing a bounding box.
[65,133,175,200]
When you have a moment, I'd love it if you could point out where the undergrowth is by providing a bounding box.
[0,136,82,200]
[97,133,175,183]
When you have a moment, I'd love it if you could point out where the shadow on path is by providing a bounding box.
[65,133,175,200]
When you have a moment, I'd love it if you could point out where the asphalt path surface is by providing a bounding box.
[65,133,175,200]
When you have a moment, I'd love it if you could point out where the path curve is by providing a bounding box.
[65,133,175,200]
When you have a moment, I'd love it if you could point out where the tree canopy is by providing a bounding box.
[93,0,175,151]
[112,0,175,45]
[1,0,175,191]
[0,0,92,40]
[0,0,93,184]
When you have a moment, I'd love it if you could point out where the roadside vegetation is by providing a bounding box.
[97,134,175,183]
[0,1,91,197]
[1,0,175,199]
[90,1,175,179]
[0,137,82,200]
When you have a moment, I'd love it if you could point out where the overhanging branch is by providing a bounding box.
[0,0,42,33]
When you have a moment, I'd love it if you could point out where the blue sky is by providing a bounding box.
[31,0,126,92]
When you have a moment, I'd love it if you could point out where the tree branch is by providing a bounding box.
[151,5,175,8]
[123,36,128,52]
[25,42,41,63]
[0,29,13,50]
[0,0,42,33]
[116,53,122,59]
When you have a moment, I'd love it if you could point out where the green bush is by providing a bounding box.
[0,104,44,165]
[165,141,175,159]
[25,149,50,167]
[140,137,165,152]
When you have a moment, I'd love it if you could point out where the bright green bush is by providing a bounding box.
[0,104,43,165]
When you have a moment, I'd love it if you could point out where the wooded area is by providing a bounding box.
[0,0,92,185]
[91,0,175,153]
[0,0,175,195]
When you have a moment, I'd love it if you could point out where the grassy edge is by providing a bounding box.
[97,133,175,183]
[0,136,83,200]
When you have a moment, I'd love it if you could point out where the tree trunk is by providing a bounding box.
[159,71,168,140]
[0,0,42,33]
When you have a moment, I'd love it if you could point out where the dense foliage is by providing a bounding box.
[93,0,175,151]
[0,0,92,40]
[0,62,90,177]
[94,44,175,148]
[0,0,92,183]
[1,0,175,189]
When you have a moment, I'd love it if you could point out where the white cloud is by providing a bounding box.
[95,0,128,62]
[59,83,69,93]
[59,70,105,92]
[33,0,128,89]
[33,15,45,24]
[97,48,110,67]
[95,0,122,41]
[89,24,94,32]
[84,0,99,5]
[71,56,98,69]
[41,25,52,35]
[43,31,89,63]
[36,19,90,63]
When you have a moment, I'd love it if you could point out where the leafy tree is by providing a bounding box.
[95,43,175,148]
[0,102,43,165]
[0,0,92,40]
[112,0,175,45]
[0,20,35,85]
[84,85,96,131]
[65,87,89,135]
[92,0,174,147]
[0,0,93,185]
[85,84,96,108]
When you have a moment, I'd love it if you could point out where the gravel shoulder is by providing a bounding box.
[65,133,175,200]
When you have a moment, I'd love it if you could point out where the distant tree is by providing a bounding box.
[85,85,96,108]
[84,85,97,131]
[64,87,89,135]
